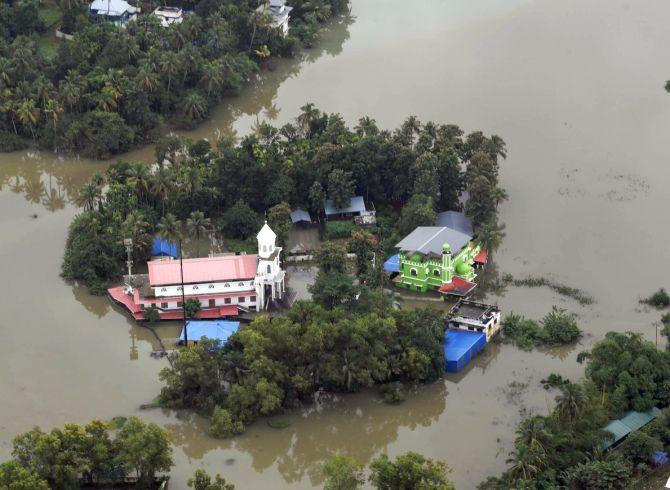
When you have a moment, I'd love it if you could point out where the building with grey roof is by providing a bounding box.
[435,211,473,236]
[395,226,472,258]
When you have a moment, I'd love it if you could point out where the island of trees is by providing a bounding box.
[0,0,349,157]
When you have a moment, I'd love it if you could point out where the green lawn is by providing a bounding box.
[37,3,62,60]
[38,5,61,29]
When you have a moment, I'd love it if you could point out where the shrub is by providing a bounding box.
[325,220,357,239]
[209,407,244,438]
[541,306,581,345]
[502,313,544,350]
[567,456,633,489]
[144,306,160,323]
[185,298,202,318]
[0,131,29,151]
[620,431,662,465]
[644,288,670,308]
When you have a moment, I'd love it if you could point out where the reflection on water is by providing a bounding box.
[165,382,447,486]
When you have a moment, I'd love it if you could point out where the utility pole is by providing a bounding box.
[124,238,133,277]
[179,238,187,345]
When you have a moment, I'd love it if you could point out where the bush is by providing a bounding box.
[502,313,545,350]
[209,407,244,438]
[567,456,632,489]
[325,220,357,239]
[185,298,202,318]
[0,131,29,151]
[144,306,159,323]
[644,288,670,308]
[62,111,135,159]
[620,431,662,465]
[542,306,581,345]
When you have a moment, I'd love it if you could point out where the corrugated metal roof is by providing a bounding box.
[435,211,474,236]
[290,209,312,223]
[324,196,366,216]
[90,0,130,15]
[180,320,239,342]
[603,407,662,449]
[148,255,258,286]
[395,226,472,256]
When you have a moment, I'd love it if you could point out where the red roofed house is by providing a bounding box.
[109,222,285,321]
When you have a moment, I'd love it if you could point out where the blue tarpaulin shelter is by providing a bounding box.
[152,237,179,258]
[443,329,486,373]
[180,320,240,344]
[652,451,669,466]
[383,254,400,273]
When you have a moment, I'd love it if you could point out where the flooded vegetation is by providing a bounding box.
[2,0,670,488]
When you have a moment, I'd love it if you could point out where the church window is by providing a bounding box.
[267,265,271,274]
[209,284,214,289]
[433,269,441,277]
[193,285,199,290]
[410,268,418,277]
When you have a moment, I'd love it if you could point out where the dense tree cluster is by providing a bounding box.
[0,0,349,157]
[61,108,506,292]
[323,452,455,490]
[0,417,172,489]
[158,300,446,435]
[484,331,670,489]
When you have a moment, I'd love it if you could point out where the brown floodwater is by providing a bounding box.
[2,0,670,488]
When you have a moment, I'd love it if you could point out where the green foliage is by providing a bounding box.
[188,468,235,490]
[218,200,262,240]
[502,308,581,349]
[115,416,173,486]
[348,230,376,277]
[267,201,292,247]
[323,455,365,490]
[620,431,661,465]
[368,452,455,490]
[566,456,633,489]
[541,307,582,345]
[0,460,49,490]
[158,301,446,435]
[503,274,595,305]
[398,193,436,236]
[7,418,171,488]
[208,407,244,439]
[328,168,355,209]
[326,220,357,239]
[584,332,670,413]
[314,241,348,273]
[185,298,202,318]
[309,271,358,309]
[0,131,29,152]
[0,1,349,155]
[643,288,670,308]
[143,306,159,323]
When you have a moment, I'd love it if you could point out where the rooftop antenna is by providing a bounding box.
[123,238,133,277]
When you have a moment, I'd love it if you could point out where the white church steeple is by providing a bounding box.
[254,222,285,309]
[257,221,277,259]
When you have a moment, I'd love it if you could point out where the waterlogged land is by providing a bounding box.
[2,0,670,488]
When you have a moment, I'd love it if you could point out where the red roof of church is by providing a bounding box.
[438,277,477,297]
[148,255,258,286]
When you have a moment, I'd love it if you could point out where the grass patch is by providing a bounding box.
[108,416,128,429]
[503,273,595,305]
[36,34,59,60]
[38,6,61,29]
[267,419,292,429]
[139,400,161,410]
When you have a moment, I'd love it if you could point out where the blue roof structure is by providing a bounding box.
[152,237,179,258]
[383,254,400,273]
[180,320,240,343]
[324,196,366,216]
[652,451,669,466]
[443,329,486,373]
[435,211,474,237]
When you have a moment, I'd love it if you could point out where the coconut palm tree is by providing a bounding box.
[0,57,14,87]
[199,60,224,97]
[16,98,40,138]
[76,181,102,211]
[475,220,506,253]
[555,383,587,427]
[157,213,183,243]
[181,92,206,122]
[151,167,173,215]
[186,210,211,256]
[135,64,160,94]
[122,211,152,259]
[43,98,63,147]
[158,52,179,98]
[126,163,151,203]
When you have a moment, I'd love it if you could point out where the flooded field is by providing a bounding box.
[2,0,670,488]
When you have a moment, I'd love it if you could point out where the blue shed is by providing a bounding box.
[383,254,400,273]
[180,320,240,344]
[152,237,179,258]
[443,329,487,373]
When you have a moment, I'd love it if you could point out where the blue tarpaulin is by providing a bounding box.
[180,320,240,343]
[653,451,669,466]
[383,254,400,273]
[443,329,487,373]
[152,237,179,258]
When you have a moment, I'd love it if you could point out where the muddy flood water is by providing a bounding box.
[2,0,670,488]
